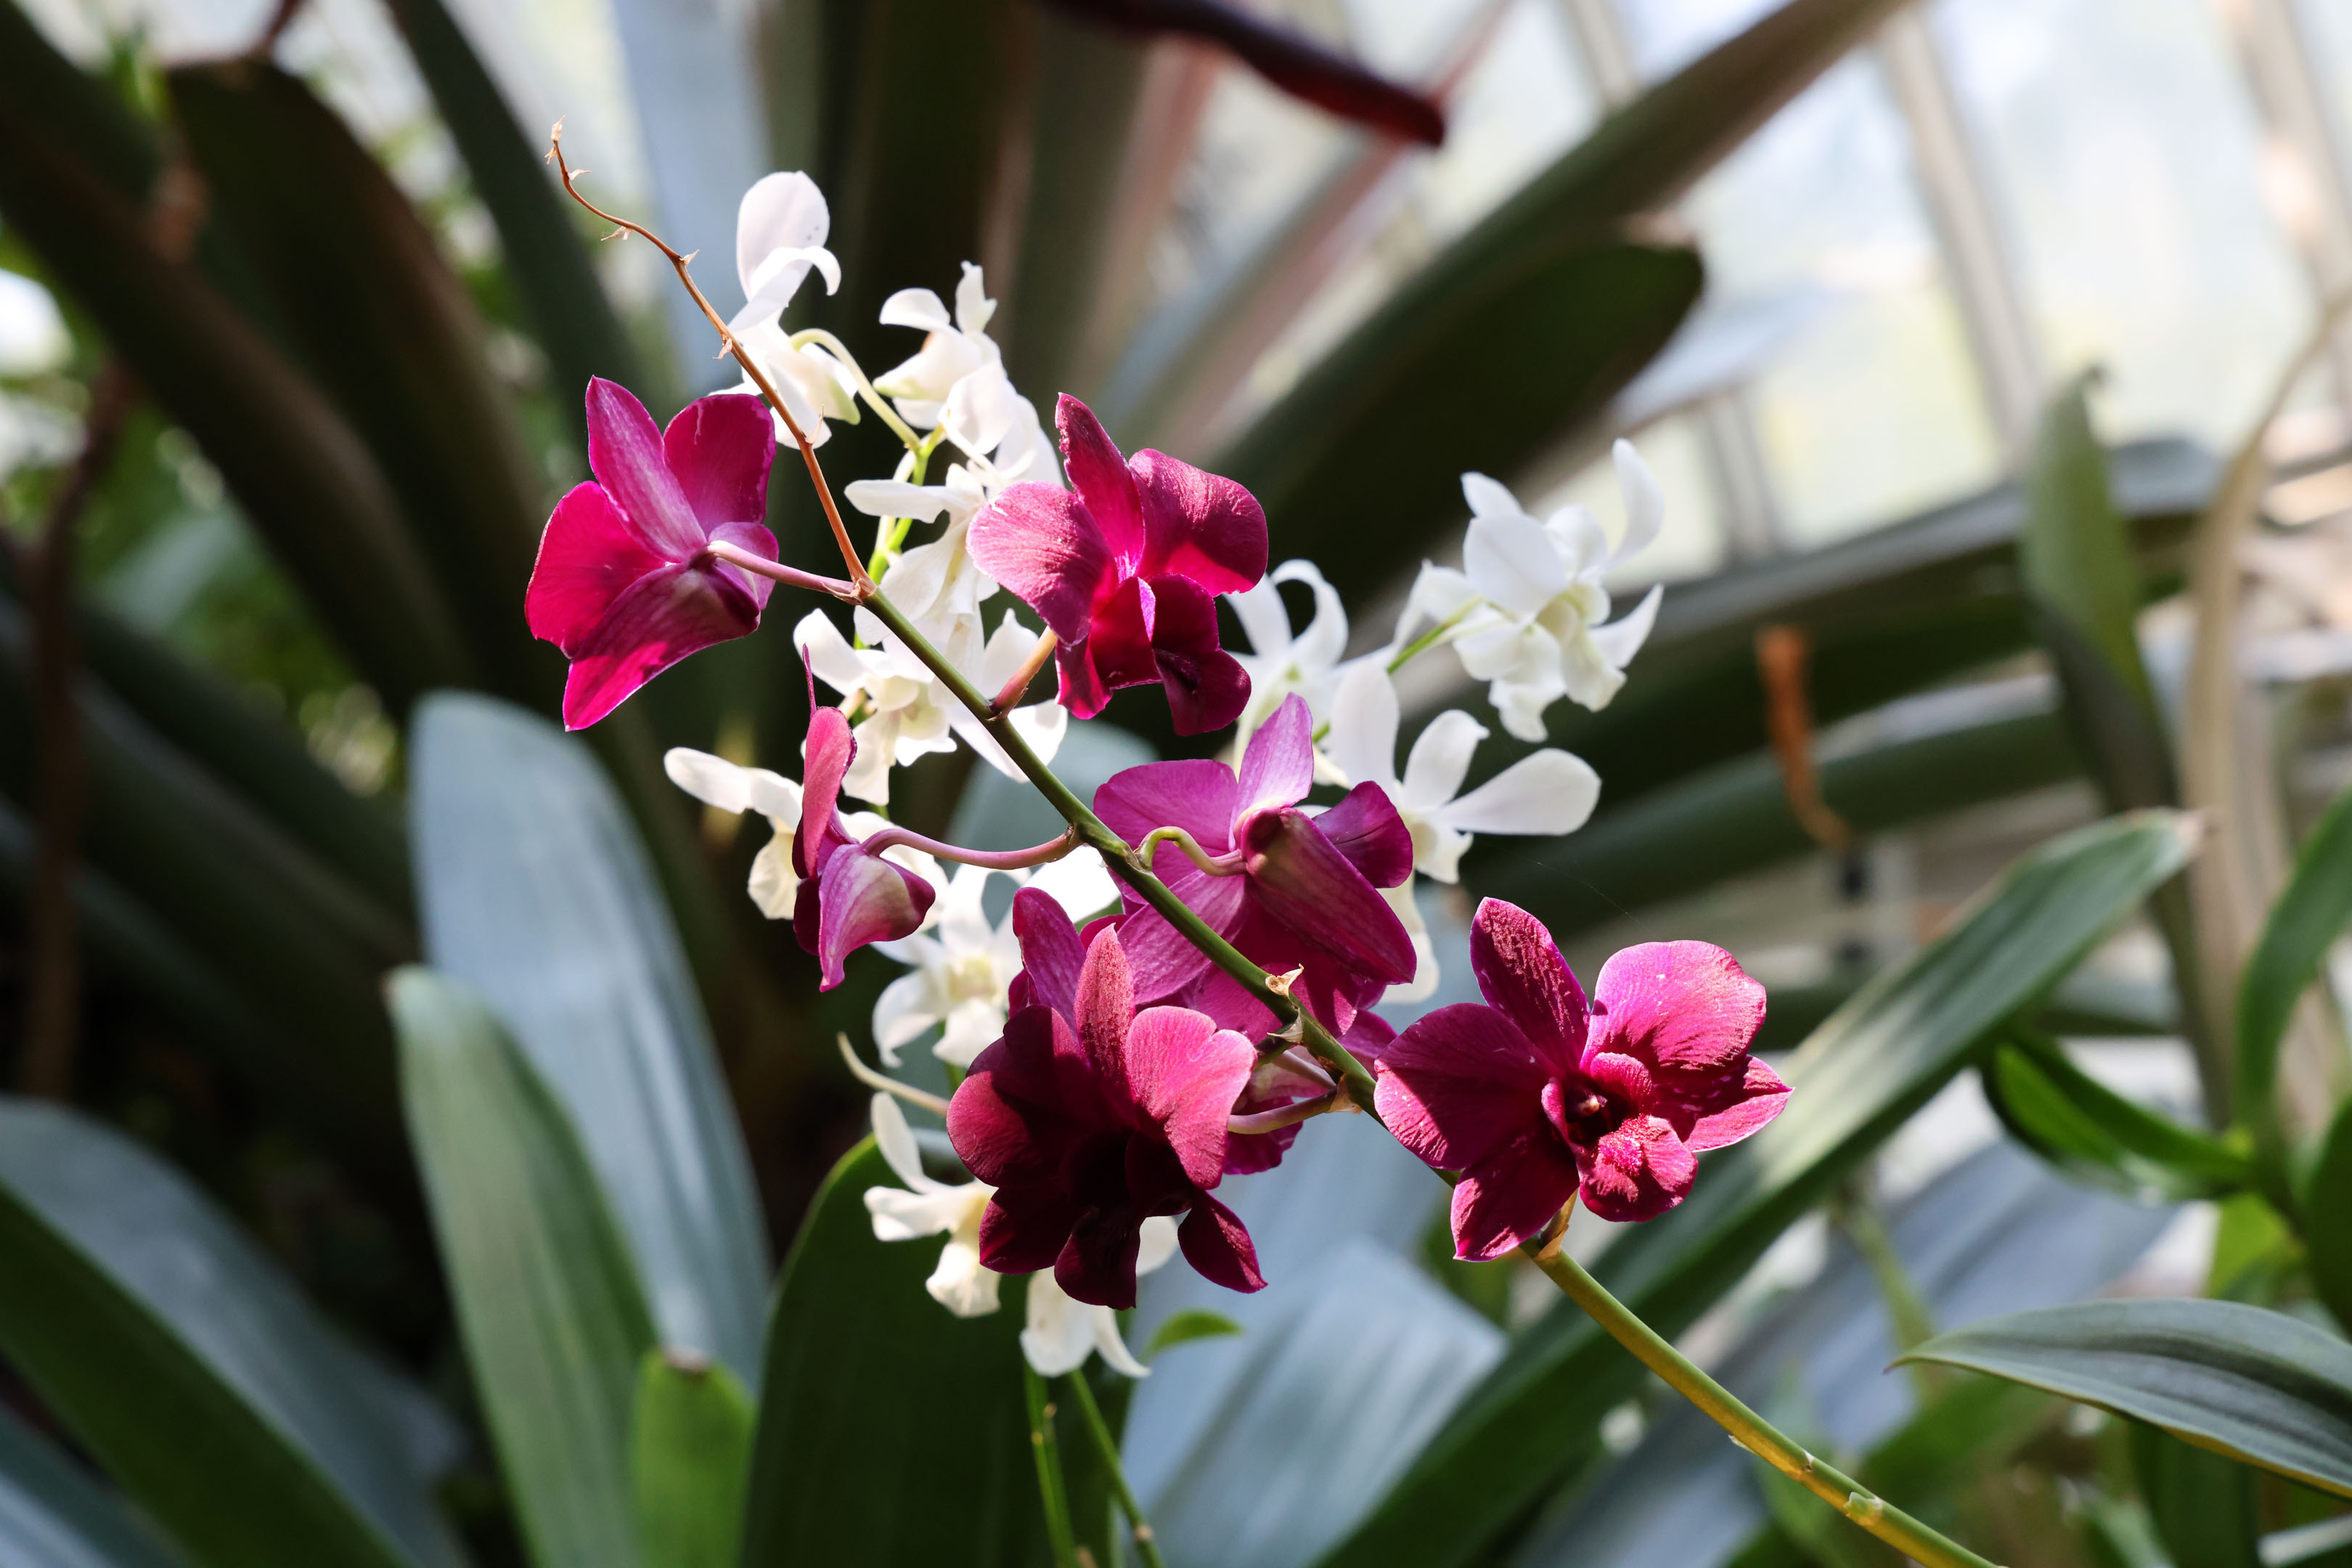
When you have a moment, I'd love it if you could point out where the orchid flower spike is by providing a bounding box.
[728,172,857,447]
[947,923,1265,1307]
[971,394,1268,735]
[1376,899,1788,1258]
[1093,693,1413,1036]
[526,380,780,729]
[1397,442,1667,742]
[875,262,1055,479]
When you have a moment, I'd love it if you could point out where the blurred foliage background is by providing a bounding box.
[7,1,2352,1566]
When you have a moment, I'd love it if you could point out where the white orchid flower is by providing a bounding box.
[796,608,1067,807]
[1228,560,1350,747]
[874,264,1058,483]
[1320,663,1602,1000]
[662,748,942,921]
[728,172,857,448]
[849,462,997,632]
[871,852,1120,1069]
[862,1093,999,1318]
[1397,441,1667,743]
[1020,1217,1179,1378]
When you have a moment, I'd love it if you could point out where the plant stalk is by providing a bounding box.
[1024,1365,1079,1568]
[1530,1246,1999,1568]
[1062,1371,1168,1568]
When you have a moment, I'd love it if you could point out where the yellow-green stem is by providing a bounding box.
[1062,1373,1168,1568]
[1530,1246,2000,1568]
[1023,1365,1079,1568]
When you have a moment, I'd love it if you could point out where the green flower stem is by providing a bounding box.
[1062,1373,1169,1568]
[1023,1365,1079,1568]
[1385,603,1477,675]
[857,587,1380,1113]
[788,327,926,453]
[1528,1245,2000,1568]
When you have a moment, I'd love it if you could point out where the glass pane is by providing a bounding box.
[1678,55,2004,544]
[1931,0,2315,446]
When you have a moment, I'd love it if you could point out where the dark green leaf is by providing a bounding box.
[631,1350,754,1568]
[385,0,650,412]
[1146,1309,1245,1359]
[391,966,656,1568]
[740,1140,1054,1567]
[0,1402,187,1568]
[0,1100,464,1568]
[1219,240,1699,606]
[169,60,558,707]
[2131,1421,2262,1568]
[409,693,769,1382]
[1476,692,2075,938]
[2303,1098,2352,1332]
[1899,1299,2352,1500]
[2238,780,2352,1188]
[1216,0,1911,610]
[1319,811,2198,1568]
[0,97,474,711]
[1981,1031,2250,1201]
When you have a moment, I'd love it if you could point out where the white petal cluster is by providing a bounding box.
[875,263,1057,485]
[1226,560,1349,752]
[1395,442,1667,743]
[729,172,858,447]
[661,748,944,920]
[870,855,1119,1069]
[862,1093,1167,1376]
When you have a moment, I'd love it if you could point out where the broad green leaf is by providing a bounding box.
[386,0,651,413]
[391,966,656,1568]
[0,1100,464,1568]
[169,61,558,706]
[1478,693,2074,938]
[1319,811,2198,1568]
[631,1351,754,1568]
[2021,377,2165,728]
[1218,240,1699,606]
[69,591,409,914]
[2237,780,2352,1188]
[0,596,412,1176]
[409,694,769,1383]
[0,93,473,710]
[1900,1299,2352,1500]
[1981,1032,2250,1202]
[740,1140,1058,1567]
[2131,1423,2261,1568]
[2303,1098,2352,1332]
[0,1402,187,1568]
[1146,1309,1245,1358]
[1452,436,2209,833]
[1214,0,1908,609]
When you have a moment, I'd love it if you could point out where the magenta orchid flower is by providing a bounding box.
[1376,899,1787,1257]
[948,920,1265,1307]
[792,696,937,989]
[526,380,781,729]
[968,394,1267,734]
[1093,693,1415,1036]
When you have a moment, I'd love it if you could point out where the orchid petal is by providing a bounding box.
[558,562,763,729]
[1588,583,1664,669]
[868,1093,930,1191]
[1235,693,1315,820]
[735,171,830,297]
[526,483,669,653]
[967,482,1116,645]
[926,1226,1001,1318]
[878,286,953,334]
[1132,448,1268,597]
[1024,850,1119,923]
[1312,783,1415,890]
[844,478,978,524]
[1323,661,1400,793]
[584,377,706,561]
[1124,1008,1252,1189]
[1009,887,1086,1021]
[1177,1194,1265,1293]
[1608,439,1665,567]
[1090,1309,1151,1379]
[1441,748,1601,839]
[1226,575,1294,662]
[746,836,797,919]
[1545,502,1611,576]
[1375,1002,1553,1170]
[1054,395,1146,569]
[1383,881,1440,1003]
[1240,806,1414,984]
[1399,709,1487,814]
[953,261,997,334]
[661,391,772,536]
[1020,1273,1097,1376]
[663,748,801,821]
[1451,1128,1583,1260]
[1575,1115,1696,1222]
[809,846,936,990]
[1094,758,1238,862]
[1137,1214,1180,1275]
[873,969,942,1063]
[1074,927,1136,1087]
[1460,471,1524,520]
[1591,942,1767,1082]
[1142,574,1252,735]
[1684,1057,1791,1152]
[1467,899,1588,1069]
[1463,514,1569,618]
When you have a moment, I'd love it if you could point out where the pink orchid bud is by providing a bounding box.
[1375,899,1789,1259]
[1094,694,1414,1037]
[526,380,782,729]
[948,924,1266,1307]
[790,701,936,989]
[968,394,1267,734]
